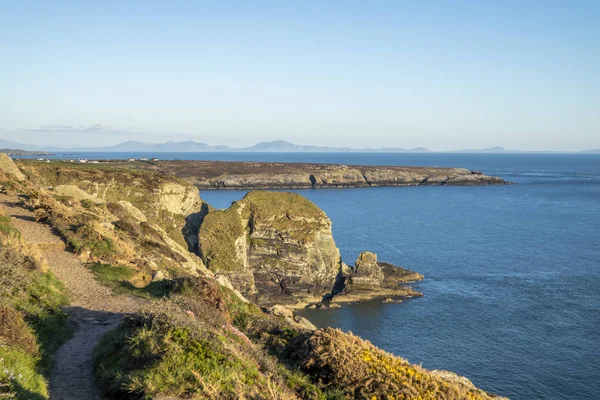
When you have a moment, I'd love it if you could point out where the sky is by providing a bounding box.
[1,0,599,150]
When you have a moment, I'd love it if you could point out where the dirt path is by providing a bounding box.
[0,194,146,400]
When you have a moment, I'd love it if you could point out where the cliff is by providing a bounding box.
[198,191,343,304]
[197,191,423,306]
[142,159,508,189]
[0,156,507,399]
[13,161,210,278]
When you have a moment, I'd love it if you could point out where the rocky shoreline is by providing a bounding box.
[0,155,509,399]
[140,160,509,189]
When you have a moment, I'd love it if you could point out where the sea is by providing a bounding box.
[26,152,600,399]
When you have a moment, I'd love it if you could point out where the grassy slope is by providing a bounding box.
[94,277,326,400]
[0,208,71,399]
[94,275,499,400]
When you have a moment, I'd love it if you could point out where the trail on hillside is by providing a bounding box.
[0,194,146,400]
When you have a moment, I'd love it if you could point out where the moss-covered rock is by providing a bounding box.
[199,191,342,305]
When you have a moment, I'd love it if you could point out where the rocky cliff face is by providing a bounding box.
[14,162,210,277]
[17,162,203,248]
[198,191,342,304]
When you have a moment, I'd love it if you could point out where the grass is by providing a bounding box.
[0,211,72,399]
[198,205,245,272]
[242,191,327,243]
[89,263,174,299]
[19,161,199,247]
[0,215,20,236]
[19,162,205,277]
[94,308,286,399]
[0,345,48,400]
[93,277,332,399]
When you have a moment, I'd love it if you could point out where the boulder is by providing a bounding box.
[267,304,294,318]
[0,154,25,180]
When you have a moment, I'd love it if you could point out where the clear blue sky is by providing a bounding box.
[1,0,598,150]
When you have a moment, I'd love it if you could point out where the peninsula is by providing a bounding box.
[144,160,508,189]
[20,159,507,189]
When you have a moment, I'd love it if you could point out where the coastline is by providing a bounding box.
[17,158,510,190]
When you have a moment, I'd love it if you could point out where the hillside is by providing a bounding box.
[0,155,507,399]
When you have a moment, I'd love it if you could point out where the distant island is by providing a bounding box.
[1,138,599,154]
[0,148,53,156]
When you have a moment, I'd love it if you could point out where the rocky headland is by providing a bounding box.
[0,156,508,399]
[142,159,509,189]
[197,191,422,306]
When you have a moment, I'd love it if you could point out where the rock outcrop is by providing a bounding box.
[351,251,385,288]
[328,251,424,303]
[17,162,203,249]
[0,153,25,180]
[140,160,508,189]
[198,191,342,304]
[14,162,210,277]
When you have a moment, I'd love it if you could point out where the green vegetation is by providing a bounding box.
[95,318,266,399]
[198,191,330,274]
[89,263,174,299]
[0,211,71,399]
[198,205,245,272]
[94,276,329,399]
[0,345,48,400]
[293,328,496,400]
[242,191,327,243]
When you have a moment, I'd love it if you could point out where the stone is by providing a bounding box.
[351,251,385,289]
[293,315,317,330]
[0,154,25,180]
[152,270,166,282]
[53,185,105,204]
[267,304,294,318]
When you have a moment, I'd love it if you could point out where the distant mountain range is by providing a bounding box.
[0,139,598,154]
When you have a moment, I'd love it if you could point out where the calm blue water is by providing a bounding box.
[198,153,599,400]
[30,152,600,399]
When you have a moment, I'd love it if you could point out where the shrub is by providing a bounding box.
[291,328,497,400]
[0,303,38,356]
[94,307,293,399]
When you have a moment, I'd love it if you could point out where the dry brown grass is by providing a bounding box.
[0,303,39,356]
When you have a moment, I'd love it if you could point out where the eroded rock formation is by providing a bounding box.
[198,191,342,304]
